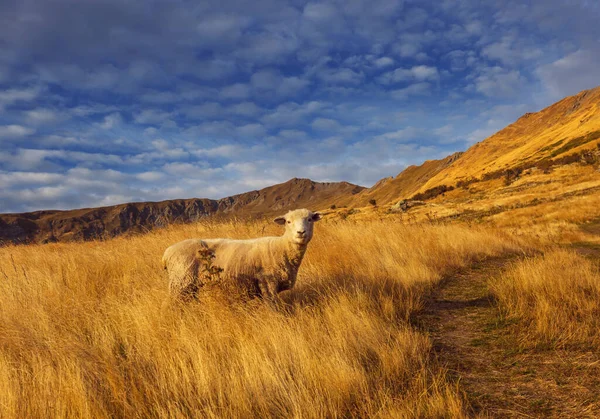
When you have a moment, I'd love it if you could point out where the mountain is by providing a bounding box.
[0,178,364,244]
[417,86,600,192]
[348,86,600,206]
[350,152,463,206]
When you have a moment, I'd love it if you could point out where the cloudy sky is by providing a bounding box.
[0,0,599,212]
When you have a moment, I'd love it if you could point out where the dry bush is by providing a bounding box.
[491,249,600,349]
[0,219,522,418]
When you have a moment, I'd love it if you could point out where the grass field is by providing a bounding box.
[0,218,527,418]
[492,249,600,350]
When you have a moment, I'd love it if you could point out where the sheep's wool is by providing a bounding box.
[162,209,321,301]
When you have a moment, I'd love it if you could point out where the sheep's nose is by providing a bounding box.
[297,230,306,235]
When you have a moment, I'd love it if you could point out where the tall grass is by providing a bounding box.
[491,249,600,349]
[0,219,522,418]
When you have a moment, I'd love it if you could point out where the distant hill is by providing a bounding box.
[0,178,364,244]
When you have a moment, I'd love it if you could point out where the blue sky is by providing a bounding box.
[0,0,599,213]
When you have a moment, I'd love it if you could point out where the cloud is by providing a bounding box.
[183,102,225,120]
[25,108,67,125]
[250,69,310,97]
[133,109,174,125]
[192,144,240,158]
[474,67,524,98]
[98,113,122,129]
[373,57,395,68]
[536,49,600,99]
[303,2,338,22]
[391,82,432,99]
[0,125,35,138]
[0,86,40,109]
[221,83,250,99]
[378,65,439,84]
[261,100,326,127]
[135,171,165,182]
[230,101,262,117]
[236,123,266,138]
[318,68,364,85]
[311,117,342,131]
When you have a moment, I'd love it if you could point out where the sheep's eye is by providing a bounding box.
[287,220,291,224]
[308,219,313,223]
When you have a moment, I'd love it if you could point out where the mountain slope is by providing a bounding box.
[345,86,600,209]
[0,178,364,244]
[418,86,600,191]
[350,152,463,206]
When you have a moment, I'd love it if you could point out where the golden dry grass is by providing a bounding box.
[0,219,524,418]
[491,249,600,349]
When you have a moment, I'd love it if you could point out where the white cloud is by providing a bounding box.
[250,70,310,97]
[183,102,224,120]
[303,2,338,21]
[311,117,342,131]
[140,91,181,104]
[98,113,122,129]
[536,49,600,99]
[133,109,174,125]
[25,108,66,125]
[193,145,240,158]
[391,82,432,99]
[196,15,249,40]
[373,56,395,68]
[0,86,40,109]
[474,67,524,98]
[261,100,326,127]
[482,36,543,66]
[0,171,64,186]
[237,123,266,138]
[378,65,439,84]
[136,171,165,182]
[318,68,364,85]
[221,83,250,99]
[230,101,262,117]
[0,125,35,138]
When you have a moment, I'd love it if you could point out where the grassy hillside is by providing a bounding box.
[419,87,600,192]
[350,152,463,206]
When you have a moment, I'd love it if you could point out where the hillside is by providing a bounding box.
[350,152,463,206]
[418,86,600,192]
[338,86,600,211]
[0,178,363,244]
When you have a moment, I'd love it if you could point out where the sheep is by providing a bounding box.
[161,208,322,302]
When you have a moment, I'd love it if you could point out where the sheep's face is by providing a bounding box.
[274,209,321,245]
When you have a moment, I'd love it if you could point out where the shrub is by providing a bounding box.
[503,167,523,186]
[411,185,455,201]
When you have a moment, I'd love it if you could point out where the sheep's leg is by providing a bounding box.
[258,278,280,305]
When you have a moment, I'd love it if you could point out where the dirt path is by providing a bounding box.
[414,254,600,418]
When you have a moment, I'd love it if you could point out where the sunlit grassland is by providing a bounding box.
[491,249,600,350]
[0,218,525,418]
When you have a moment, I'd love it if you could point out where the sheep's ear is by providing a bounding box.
[311,212,322,222]
[274,216,286,225]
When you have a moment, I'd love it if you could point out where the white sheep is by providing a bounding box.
[161,208,322,302]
